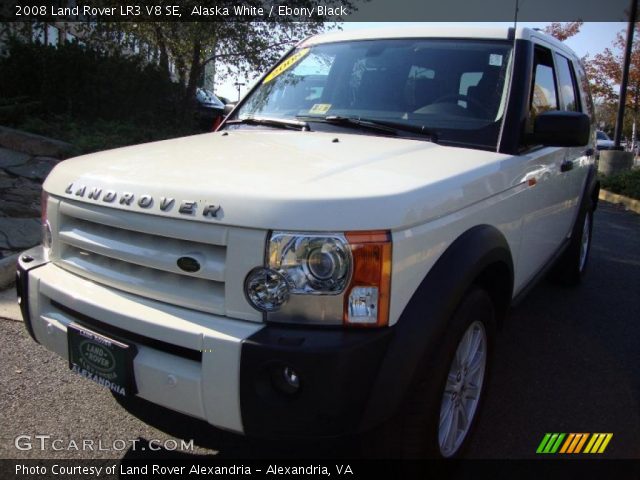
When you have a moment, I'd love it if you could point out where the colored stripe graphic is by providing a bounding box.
[574,433,589,453]
[583,433,598,453]
[591,434,606,453]
[584,433,614,454]
[543,433,559,453]
[537,433,612,454]
[567,433,583,453]
[536,433,552,454]
[597,434,613,453]
[536,433,565,454]
[550,433,565,453]
[559,433,575,454]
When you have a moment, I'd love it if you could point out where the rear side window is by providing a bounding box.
[574,61,595,118]
[530,47,558,115]
[555,53,580,111]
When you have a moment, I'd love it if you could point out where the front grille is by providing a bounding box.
[52,198,264,321]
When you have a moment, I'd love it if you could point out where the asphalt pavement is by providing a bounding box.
[0,202,638,460]
[469,202,640,458]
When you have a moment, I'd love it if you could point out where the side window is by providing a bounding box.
[530,47,558,116]
[554,53,580,111]
[575,61,595,118]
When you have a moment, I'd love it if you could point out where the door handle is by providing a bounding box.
[560,160,573,172]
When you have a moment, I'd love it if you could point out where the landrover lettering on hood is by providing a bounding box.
[64,182,222,218]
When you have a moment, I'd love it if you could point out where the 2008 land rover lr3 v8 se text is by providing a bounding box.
[17,27,599,458]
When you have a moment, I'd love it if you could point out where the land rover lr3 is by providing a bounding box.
[17,27,599,458]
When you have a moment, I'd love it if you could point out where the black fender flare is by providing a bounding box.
[359,224,514,431]
[585,163,600,211]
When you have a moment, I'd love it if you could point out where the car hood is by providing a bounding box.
[44,130,515,230]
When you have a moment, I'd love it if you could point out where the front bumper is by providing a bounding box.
[241,324,392,437]
[17,247,394,438]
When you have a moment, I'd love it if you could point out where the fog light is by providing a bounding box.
[347,286,379,324]
[244,267,290,312]
[283,367,300,388]
[271,365,301,395]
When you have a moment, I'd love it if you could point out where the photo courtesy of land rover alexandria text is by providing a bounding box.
[17,26,598,458]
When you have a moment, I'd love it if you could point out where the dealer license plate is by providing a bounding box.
[67,323,137,396]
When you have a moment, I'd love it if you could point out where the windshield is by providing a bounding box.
[232,38,513,149]
[596,131,610,141]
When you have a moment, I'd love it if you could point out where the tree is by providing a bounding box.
[79,0,360,108]
[543,21,583,41]
[585,24,640,136]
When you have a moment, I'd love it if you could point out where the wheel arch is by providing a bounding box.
[359,224,514,432]
[473,260,512,330]
[586,163,600,211]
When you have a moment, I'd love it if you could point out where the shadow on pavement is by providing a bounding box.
[112,394,356,459]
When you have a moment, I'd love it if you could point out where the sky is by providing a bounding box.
[215,21,627,101]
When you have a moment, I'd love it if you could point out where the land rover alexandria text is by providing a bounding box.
[15,463,352,477]
[18,26,599,458]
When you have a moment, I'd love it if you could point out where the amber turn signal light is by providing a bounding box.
[344,231,392,327]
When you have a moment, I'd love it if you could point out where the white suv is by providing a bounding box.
[17,27,598,458]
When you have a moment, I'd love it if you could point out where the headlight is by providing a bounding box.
[268,233,351,294]
[245,230,391,327]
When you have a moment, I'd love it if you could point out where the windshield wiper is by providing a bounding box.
[298,115,436,142]
[225,117,310,131]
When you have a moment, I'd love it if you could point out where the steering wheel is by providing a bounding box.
[429,93,492,117]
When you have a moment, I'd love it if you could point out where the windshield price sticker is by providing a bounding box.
[489,54,503,66]
[309,104,332,115]
[263,48,310,84]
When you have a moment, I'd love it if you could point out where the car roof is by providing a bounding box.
[300,26,578,59]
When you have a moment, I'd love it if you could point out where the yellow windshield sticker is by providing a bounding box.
[309,103,332,115]
[262,48,310,84]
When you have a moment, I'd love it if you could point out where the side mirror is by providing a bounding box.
[223,103,236,116]
[530,110,590,147]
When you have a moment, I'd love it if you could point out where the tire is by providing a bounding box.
[550,200,594,285]
[361,287,495,458]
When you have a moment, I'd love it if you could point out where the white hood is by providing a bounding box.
[44,130,513,231]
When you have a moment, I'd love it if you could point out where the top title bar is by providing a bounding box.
[0,0,634,22]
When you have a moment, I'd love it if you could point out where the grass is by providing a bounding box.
[599,168,640,200]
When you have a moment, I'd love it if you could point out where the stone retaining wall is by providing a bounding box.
[0,127,76,260]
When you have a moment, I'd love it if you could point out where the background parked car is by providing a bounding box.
[195,88,225,130]
[596,130,615,158]
[216,95,233,106]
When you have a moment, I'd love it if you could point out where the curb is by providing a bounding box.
[0,253,19,290]
[599,189,640,214]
